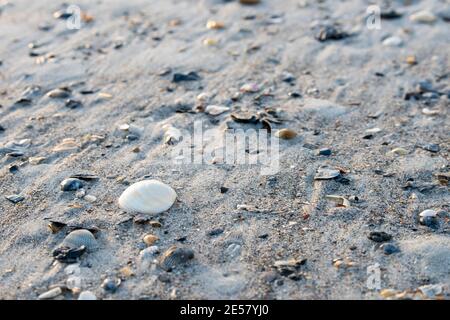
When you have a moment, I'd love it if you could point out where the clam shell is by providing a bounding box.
[419,209,437,218]
[62,229,98,251]
[159,246,194,271]
[118,179,177,214]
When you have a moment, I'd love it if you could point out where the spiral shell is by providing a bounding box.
[62,229,98,251]
[159,246,194,271]
[118,179,177,215]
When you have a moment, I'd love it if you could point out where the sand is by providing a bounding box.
[0,0,449,300]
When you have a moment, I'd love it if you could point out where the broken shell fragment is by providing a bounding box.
[46,87,71,99]
[325,195,350,208]
[38,287,63,300]
[62,229,98,251]
[143,234,159,246]
[159,246,194,271]
[118,179,177,215]
[314,167,341,180]
[162,125,182,145]
[388,147,408,156]
[48,221,67,234]
[240,83,260,93]
[205,105,230,116]
[275,128,297,140]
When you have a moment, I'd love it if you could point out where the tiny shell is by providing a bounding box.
[314,167,341,180]
[143,234,159,246]
[118,179,177,214]
[38,287,62,300]
[240,83,260,93]
[205,105,230,116]
[410,10,437,23]
[419,209,437,218]
[62,229,98,251]
[388,147,408,156]
[159,246,194,271]
[382,36,403,47]
[275,128,297,139]
[325,195,350,208]
[206,20,225,30]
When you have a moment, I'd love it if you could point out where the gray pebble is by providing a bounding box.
[380,243,399,255]
[60,178,84,191]
[318,148,332,156]
[5,194,25,203]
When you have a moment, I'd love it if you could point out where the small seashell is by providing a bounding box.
[62,229,98,251]
[240,83,260,93]
[388,147,408,156]
[53,138,79,152]
[143,234,159,246]
[102,277,121,293]
[382,36,403,47]
[410,10,437,23]
[159,246,194,271]
[203,38,218,46]
[419,209,437,218]
[206,20,225,30]
[84,195,97,203]
[196,92,210,103]
[140,246,160,260]
[365,127,382,134]
[118,179,177,215]
[48,221,67,234]
[314,167,341,180]
[78,291,97,300]
[406,55,417,65]
[325,195,350,208]
[422,108,440,116]
[47,87,71,99]
[205,105,230,116]
[162,125,182,145]
[38,287,63,300]
[275,128,297,140]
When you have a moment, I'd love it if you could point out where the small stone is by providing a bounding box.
[418,284,444,298]
[240,83,260,93]
[75,189,86,198]
[60,178,84,191]
[132,146,141,153]
[406,55,417,65]
[101,277,121,293]
[275,128,297,140]
[143,234,159,246]
[220,186,229,193]
[318,148,332,156]
[172,72,200,82]
[8,164,19,173]
[315,25,349,42]
[382,36,403,47]
[207,228,224,237]
[78,291,97,300]
[420,216,439,229]
[206,20,225,30]
[65,99,82,109]
[380,243,399,255]
[314,167,341,180]
[119,266,134,278]
[5,194,24,204]
[205,105,230,116]
[288,91,302,98]
[368,231,392,243]
[420,143,440,153]
[388,147,408,156]
[410,10,437,23]
[126,134,139,141]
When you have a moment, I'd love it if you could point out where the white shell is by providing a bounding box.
[118,179,177,214]
[205,105,230,116]
[383,36,403,47]
[419,209,437,218]
[410,10,436,23]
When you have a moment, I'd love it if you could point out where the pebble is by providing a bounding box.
[318,148,332,156]
[382,36,403,47]
[420,143,440,153]
[315,25,349,42]
[78,291,97,300]
[139,246,160,262]
[143,234,159,246]
[388,147,408,156]
[84,195,97,203]
[368,231,392,243]
[206,20,225,30]
[208,228,224,237]
[240,83,260,93]
[419,210,439,229]
[29,156,46,165]
[101,277,121,293]
[275,128,297,139]
[220,186,229,193]
[65,99,82,109]
[118,179,177,214]
[60,178,84,191]
[9,164,19,173]
[172,72,200,82]
[380,243,399,255]
[38,287,63,300]
[5,194,24,203]
[410,10,437,23]
[418,284,443,298]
